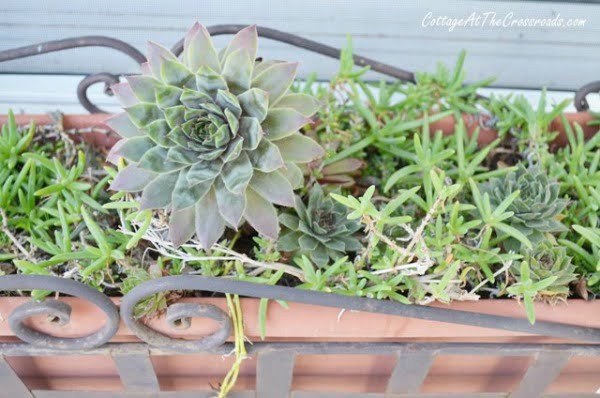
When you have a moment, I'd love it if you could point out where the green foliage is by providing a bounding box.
[507,261,558,324]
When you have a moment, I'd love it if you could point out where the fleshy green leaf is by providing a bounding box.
[139,171,178,210]
[196,66,228,94]
[250,170,294,207]
[215,178,246,227]
[222,48,253,94]
[279,162,304,189]
[263,108,312,140]
[223,25,258,63]
[126,103,163,128]
[110,136,154,162]
[155,85,184,109]
[187,160,223,186]
[252,62,297,105]
[248,139,285,172]
[183,22,221,73]
[274,134,324,163]
[169,206,197,247]
[109,164,156,192]
[111,82,138,107]
[144,119,174,147]
[244,187,279,239]
[172,168,212,211]
[237,88,269,122]
[276,93,320,117]
[126,75,160,102]
[239,117,263,150]
[195,188,226,248]
[138,147,184,173]
[105,113,143,138]
[221,152,253,194]
[146,41,178,78]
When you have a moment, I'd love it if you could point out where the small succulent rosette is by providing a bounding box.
[482,164,568,251]
[106,23,325,248]
[278,184,362,267]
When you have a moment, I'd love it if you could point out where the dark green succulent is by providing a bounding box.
[512,242,577,299]
[277,184,362,266]
[482,164,568,251]
[106,23,324,248]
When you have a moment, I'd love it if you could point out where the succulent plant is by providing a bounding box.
[481,164,568,251]
[305,157,364,188]
[512,242,577,299]
[277,184,362,266]
[106,23,324,248]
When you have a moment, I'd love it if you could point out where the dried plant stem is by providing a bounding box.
[0,209,31,259]
[398,196,444,264]
[362,216,410,257]
[121,227,305,282]
[469,259,514,295]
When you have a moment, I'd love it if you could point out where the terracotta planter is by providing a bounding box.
[1,111,597,151]
[1,297,600,394]
[1,113,600,395]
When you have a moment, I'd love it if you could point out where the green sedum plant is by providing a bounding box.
[481,164,568,251]
[107,23,324,248]
[278,184,362,266]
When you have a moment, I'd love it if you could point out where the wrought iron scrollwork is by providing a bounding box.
[0,275,119,350]
[171,24,416,82]
[1,24,598,115]
[0,36,145,114]
[121,275,600,352]
[574,80,600,112]
[120,281,232,353]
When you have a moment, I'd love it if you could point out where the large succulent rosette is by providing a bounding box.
[106,23,324,247]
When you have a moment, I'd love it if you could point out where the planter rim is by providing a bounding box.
[1,295,598,344]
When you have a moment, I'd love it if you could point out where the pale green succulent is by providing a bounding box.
[512,242,577,299]
[107,23,324,247]
[481,164,568,251]
[278,184,362,267]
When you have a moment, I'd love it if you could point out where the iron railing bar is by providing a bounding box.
[112,349,160,392]
[28,392,600,398]
[256,351,295,398]
[0,355,34,398]
[121,276,600,347]
[385,350,435,394]
[2,342,600,357]
[0,36,145,64]
[294,393,506,398]
[508,351,571,398]
[32,392,255,398]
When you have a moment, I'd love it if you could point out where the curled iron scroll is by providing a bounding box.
[0,275,119,350]
[121,275,600,353]
[574,80,600,112]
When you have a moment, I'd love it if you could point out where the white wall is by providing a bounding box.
[1,1,600,90]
